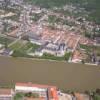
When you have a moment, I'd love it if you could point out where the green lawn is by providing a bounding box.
[41,53,64,61]
[24,42,40,52]
[14,92,39,100]
[40,52,71,61]
[9,41,24,51]
[80,44,92,52]
[10,41,40,58]
[94,94,100,100]
[80,44,100,55]
[14,93,24,100]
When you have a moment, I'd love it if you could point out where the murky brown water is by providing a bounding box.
[0,56,100,91]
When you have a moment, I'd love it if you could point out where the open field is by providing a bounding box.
[0,36,13,45]
[0,56,100,91]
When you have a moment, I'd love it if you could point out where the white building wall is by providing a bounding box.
[42,49,57,56]
[15,86,46,92]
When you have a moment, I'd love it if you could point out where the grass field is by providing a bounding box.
[9,41,40,57]
[38,52,71,61]
[0,36,13,45]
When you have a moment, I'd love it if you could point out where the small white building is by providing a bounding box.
[30,39,44,45]
[15,83,46,92]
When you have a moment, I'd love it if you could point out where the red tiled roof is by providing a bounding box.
[0,89,12,95]
[16,82,57,89]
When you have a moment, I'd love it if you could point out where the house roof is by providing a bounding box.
[0,89,12,95]
[15,82,57,89]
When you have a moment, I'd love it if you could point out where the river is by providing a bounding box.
[0,56,100,91]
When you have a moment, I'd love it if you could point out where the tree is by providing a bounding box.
[25,92,32,97]
[81,59,85,64]
[4,39,8,49]
[25,92,39,98]
[3,0,10,10]
[64,52,71,61]
[14,93,24,100]
[84,91,92,100]
[96,89,100,95]
[3,22,8,33]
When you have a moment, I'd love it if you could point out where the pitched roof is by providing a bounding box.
[16,82,57,89]
[0,89,12,95]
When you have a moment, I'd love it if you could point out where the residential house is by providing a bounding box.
[15,82,58,100]
[0,88,14,100]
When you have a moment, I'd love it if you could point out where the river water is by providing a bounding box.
[0,56,100,91]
